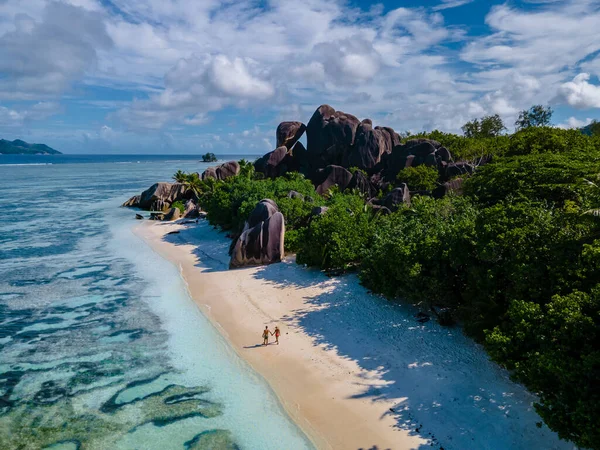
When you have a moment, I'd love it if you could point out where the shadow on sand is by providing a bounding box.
[160,220,567,450]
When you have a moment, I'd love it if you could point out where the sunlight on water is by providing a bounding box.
[0,157,312,450]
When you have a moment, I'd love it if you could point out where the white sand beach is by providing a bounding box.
[135,219,572,450]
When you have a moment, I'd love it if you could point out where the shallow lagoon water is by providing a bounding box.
[0,156,313,450]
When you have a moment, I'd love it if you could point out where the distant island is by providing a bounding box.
[0,139,62,155]
[201,152,217,162]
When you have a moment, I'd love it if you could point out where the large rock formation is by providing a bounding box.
[346,120,397,171]
[276,122,306,149]
[122,195,140,207]
[313,165,353,195]
[163,207,181,221]
[138,182,187,210]
[254,146,288,178]
[306,105,360,169]
[201,161,240,181]
[229,199,285,268]
[432,178,464,199]
[346,170,377,198]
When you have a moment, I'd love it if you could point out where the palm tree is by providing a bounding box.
[238,159,255,179]
[583,177,600,217]
[173,170,187,183]
[183,172,203,200]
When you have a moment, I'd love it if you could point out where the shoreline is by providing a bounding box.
[135,220,425,450]
[135,219,570,450]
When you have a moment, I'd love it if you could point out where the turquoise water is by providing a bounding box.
[0,156,313,450]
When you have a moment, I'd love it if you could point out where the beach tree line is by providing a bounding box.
[172,114,600,449]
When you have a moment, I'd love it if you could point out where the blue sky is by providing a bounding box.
[1,0,599,154]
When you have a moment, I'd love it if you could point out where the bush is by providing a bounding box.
[360,195,477,309]
[464,150,600,209]
[506,127,599,156]
[405,130,510,161]
[485,286,600,448]
[396,165,439,191]
[171,200,185,214]
[296,193,377,271]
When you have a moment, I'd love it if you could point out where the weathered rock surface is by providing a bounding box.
[313,165,353,195]
[311,206,329,217]
[183,199,200,218]
[138,182,187,210]
[201,161,240,181]
[433,178,464,199]
[346,170,377,198]
[216,161,240,180]
[201,167,218,181]
[382,184,411,211]
[306,105,360,169]
[347,120,396,171]
[254,146,288,178]
[276,122,306,149]
[163,207,181,221]
[287,190,304,200]
[122,195,140,207]
[229,199,285,268]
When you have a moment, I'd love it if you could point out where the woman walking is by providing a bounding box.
[272,326,281,345]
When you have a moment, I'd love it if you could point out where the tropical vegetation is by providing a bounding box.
[173,111,600,448]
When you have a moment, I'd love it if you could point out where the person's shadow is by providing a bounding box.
[243,343,276,348]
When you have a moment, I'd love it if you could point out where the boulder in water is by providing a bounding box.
[138,182,187,210]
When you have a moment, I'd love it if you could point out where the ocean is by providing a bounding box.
[0,155,314,450]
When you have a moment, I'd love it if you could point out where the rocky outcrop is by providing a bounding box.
[346,170,377,198]
[254,146,288,178]
[382,184,411,211]
[276,122,306,149]
[433,178,464,199]
[346,120,396,171]
[122,195,140,207]
[183,199,200,218]
[216,161,240,179]
[444,162,473,179]
[201,167,218,181]
[380,139,451,182]
[138,182,187,210]
[287,190,304,200]
[313,165,353,195]
[306,105,360,169]
[163,207,181,221]
[229,199,285,268]
[201,161,240,181]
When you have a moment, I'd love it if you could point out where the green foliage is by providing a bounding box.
[405,130,510,161]
[238,159,255,179]
[171,200,185,214]
[199,171,321,252]
[360,196,477,309]
[462,114,506,138]
[173,170,187,183]
[485,287,600,448]
[464,151,600,208]
[396,165,439,191]
[515,105,553,130]
[202,152,217,162]
[296,193,377,271]
[506,126,598,156]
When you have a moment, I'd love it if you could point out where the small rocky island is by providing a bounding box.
[0,139,61,155]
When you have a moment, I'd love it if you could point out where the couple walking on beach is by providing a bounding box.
[262,326,280,345]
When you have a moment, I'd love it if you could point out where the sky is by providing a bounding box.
[0,0,600,154]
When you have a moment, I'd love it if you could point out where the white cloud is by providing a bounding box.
[432,0,474,12]
[557,116,592,129]
[557,73,600,109]
[0,2,112,100]
[2,0,600,148]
